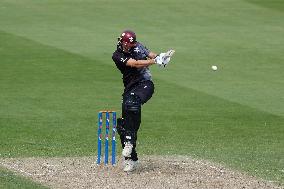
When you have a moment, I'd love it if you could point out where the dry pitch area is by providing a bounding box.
[0,156,283,189]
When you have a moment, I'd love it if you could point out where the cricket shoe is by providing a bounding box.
[122,142,133,157]
[123,159,138,172]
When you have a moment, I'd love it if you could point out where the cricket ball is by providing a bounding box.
[211,65,218,71]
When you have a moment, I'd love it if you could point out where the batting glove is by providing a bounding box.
[156,53,169,68]
[154,55,163,66]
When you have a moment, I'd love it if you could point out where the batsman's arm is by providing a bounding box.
[148,52,158,59]
[126,58,156,68]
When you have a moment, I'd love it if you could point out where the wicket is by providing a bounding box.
[97,110,117,165]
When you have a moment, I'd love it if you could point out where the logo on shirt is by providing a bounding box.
[134,47,140,53]
[120,58,127,63]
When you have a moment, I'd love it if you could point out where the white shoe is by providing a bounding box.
[123,159,138,172]
[122,142,133,157]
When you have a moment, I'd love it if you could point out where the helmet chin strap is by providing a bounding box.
[122,43,135,53]
[123,47,131,53]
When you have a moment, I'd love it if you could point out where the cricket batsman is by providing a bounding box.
[112,30,174,172]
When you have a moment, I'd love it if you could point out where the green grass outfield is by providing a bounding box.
[0,167,48,189]
[0,0,283,188]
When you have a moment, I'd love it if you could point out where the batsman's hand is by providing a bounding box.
[154,53,168,68]
[158,49,175,68]
[154,55,163,66]
[157,53,167,68]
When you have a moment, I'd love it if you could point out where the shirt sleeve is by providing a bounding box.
[138,43,150,57]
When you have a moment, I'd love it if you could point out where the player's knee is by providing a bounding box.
[117,117,126,136]
[124,93,141,113]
